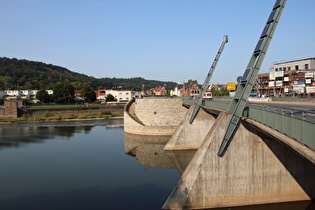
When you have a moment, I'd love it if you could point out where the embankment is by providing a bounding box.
[26,103,125,117]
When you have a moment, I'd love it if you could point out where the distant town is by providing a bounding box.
[0,57,314,105]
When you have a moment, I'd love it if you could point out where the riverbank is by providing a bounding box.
[0,114,124,124]
[0,103,125,123]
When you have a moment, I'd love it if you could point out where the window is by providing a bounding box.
[305,64,309,70]
[283,67,286,71]
[288,67,291,70]
[275,68,278,71]
[295,65,299,70]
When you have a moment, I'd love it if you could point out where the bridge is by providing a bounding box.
[124,0,315,208]
[124,98,315,209]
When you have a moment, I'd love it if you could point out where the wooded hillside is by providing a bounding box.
[0,57,177,90]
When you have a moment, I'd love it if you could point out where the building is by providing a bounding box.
[181,82,200,97]
[212,84,227,90]
[2,90,51,102]
[256,58,315,96]
[106,89,132,102]
[74,90,82,100]
[153,87,167,96]
[95,89,106,100]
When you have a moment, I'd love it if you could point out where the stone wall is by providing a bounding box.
[135,98,187,126]
[124,98,188,135]
[0,101,19,118]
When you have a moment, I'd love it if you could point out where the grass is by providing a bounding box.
[0,111,123,123]
[27,104,91,110]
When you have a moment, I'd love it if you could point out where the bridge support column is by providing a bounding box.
[162,112,313,209]
[164,104,217,151]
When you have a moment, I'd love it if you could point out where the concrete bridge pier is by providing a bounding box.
[162,111,315,209]
[164,104,218,151]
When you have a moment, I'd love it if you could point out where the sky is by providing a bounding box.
[0,0,314,85]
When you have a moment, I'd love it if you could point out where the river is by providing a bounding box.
[0,119,187,210]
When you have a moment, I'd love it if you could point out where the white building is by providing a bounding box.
[273,57,315,72]
[170,86,182,97]
[106,89,132,102]
[1,90,53,102]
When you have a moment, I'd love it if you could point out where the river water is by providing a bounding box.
[0,119,313,210]
[0,119,188,210]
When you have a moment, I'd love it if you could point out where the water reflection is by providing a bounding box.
[0,120,180,210]
[124,133,196,174]
[0,119,122,149]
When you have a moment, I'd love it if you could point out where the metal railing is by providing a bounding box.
[244,104,315,150]
[183,98,230,111]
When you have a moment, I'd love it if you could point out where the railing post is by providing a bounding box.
[291,109,294,117]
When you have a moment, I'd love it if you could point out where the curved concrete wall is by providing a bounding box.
[124,98,188,135]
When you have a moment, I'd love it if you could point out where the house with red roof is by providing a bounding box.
[154,87,167,96]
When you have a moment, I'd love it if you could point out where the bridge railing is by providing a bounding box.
[244,104,315,151]
[183,98,230,111]
[183,98,315,151]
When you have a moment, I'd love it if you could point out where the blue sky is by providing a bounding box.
[1,0,314,85]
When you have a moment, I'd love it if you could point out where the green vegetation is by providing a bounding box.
[105,94,116,101]
[80,84,96,102]
[0,57,177,91]
[27,104,88,109]
[0,111,119,123]
[52,81,75,103]
[211,88,230,96]
[36,89,50,103]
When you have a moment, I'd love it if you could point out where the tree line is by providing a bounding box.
[36,81,119,104]
[0,57,177,91]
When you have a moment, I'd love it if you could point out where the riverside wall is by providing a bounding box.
[124,98,188,135]
[0,101,23,118]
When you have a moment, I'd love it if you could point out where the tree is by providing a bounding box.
[24,81,33,90]
[71,81,83,90]
[36,89,50,103]
[188,79,198,84]
[80,84,96,102]
[105,94,116,101]
[52,81,75,104]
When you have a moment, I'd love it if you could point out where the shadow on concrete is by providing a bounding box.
[243,121,315,200]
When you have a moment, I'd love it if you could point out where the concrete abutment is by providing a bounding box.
[162,112,314,209]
